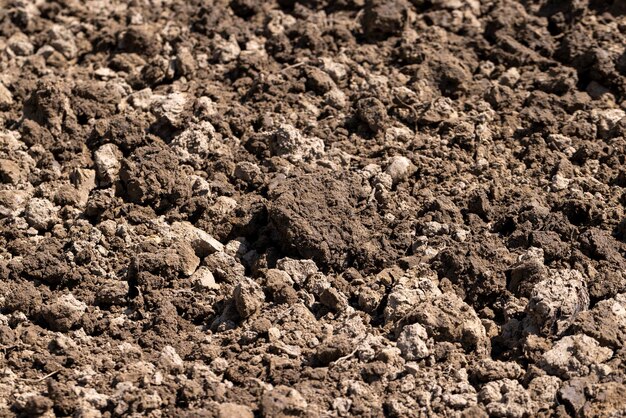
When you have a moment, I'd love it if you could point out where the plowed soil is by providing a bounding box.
[1,0,626,417]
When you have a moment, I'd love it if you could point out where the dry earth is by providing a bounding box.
[1,0,626,417]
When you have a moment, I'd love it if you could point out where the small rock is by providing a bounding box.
[74,406,104,418]
[420,97,458,124]
[190,175,212,196]
[540,335,613,379]
[320,287,348,312]
[269,124,325,163]
[175,46,196,77]
[159,345,184,373]
[572,293,626,349]
[212,196,238,215]
[129,88,162,111]
[528,375,561,406]
[498,67,520,87]
[372,172,393,190]
[264,269,298,305]
[210,358,229,374]
[7,32,34,56]
[397,323,430,361]
[204,251,245,283]
[0,158,22,184]
[276,257,318,286]
[385,156,416,185]
[214,34,241,63]
[191,266,220,290]
[592,108,625,138]
[70,168,96,207]
[550,174,569,191]
[171,221,224,257]
[0,84,13,110]
[304,272,331,297]
[557,378,586,415]
[321,57,348,82]
[406,292,488,354]
[234,278,265,318]
[152,92,187,126]
[25,198,59,231]
[94,144,122,186]
[48,25,77,59]
[0,189,30,217]
[422,221,449,237]
[94,67,117,80]
[384,273,442,324]
[332,398,352,415]
[361,164,382,180]
[525,269,589,336]
[261,385,308,418]
[358,286,383,313]
[224,238,250,258]
[472,359,524,382]
[175,242,200,277]
[324,88,347,109]
[234,161,263,186]
[95,280,129,306]
[195,96,218,117]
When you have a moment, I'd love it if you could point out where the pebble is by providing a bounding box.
[385,156,416,185]
[171,221,224,257]
[7,32,34,56]
[550,174,570,191]
[269,124,325,163]
[214,34,241,63]
[25,197,59,231]
[48,25,77,59]
[0,84,13,109]
[176,242,200,277]
[94,144,122,186]
[276,257,318,286]
[261,386,308,418]
[159,345,184,373]
[234,278,265,318]
[498,67,520,87]
[397,323,430,361]
[320,287,348,312]
[0,158,22,184]
[191,267,220,290]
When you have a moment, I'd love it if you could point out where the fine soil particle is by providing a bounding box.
[1,0,626,417]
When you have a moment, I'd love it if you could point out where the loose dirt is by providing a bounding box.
[1,0,626,417]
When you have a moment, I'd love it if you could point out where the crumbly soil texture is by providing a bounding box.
[2,0,626,416]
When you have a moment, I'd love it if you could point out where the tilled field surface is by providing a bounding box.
[1,0,626,416]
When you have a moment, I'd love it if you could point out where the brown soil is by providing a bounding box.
[1,0,626,416]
